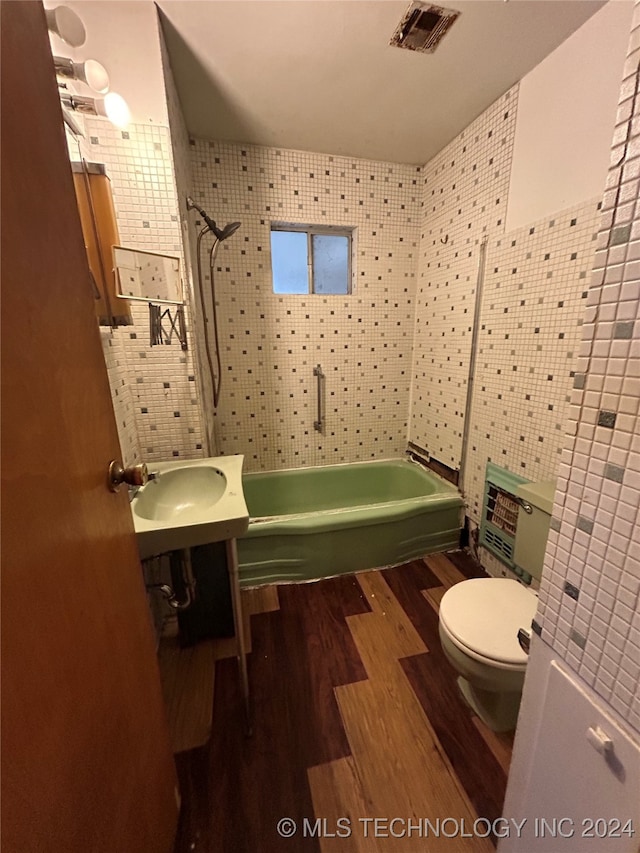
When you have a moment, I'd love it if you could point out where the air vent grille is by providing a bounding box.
[486,486,519,536]
[483,525,514,563]
[390,2,460,54]
[479,463,529,569]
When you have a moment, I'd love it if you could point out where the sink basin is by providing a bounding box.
[131,455,249,560]
[135,466,227,522]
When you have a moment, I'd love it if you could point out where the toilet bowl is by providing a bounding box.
[438,577,537,732]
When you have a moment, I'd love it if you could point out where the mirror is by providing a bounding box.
[113,246,183,305]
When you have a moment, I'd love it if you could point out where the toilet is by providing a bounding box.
[439,578,537,731]
[438,479,556,732]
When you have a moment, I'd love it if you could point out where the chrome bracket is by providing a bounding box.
[149,303,188,350]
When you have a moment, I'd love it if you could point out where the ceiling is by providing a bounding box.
[158,0,605,165]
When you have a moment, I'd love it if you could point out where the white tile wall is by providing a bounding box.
[408,85,606,586]
[82,117,205,465]
[159,24,215,456]
[100,327,141,465]
[536,6,640,732]
[189,140,421,471]
[410,87,518,467]
[465,199,601,524]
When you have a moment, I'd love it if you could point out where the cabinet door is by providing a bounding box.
[502,659,640,852]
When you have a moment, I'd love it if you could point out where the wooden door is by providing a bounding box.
[1,4,179,851]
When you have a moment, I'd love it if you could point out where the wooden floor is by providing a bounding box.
[169,551,514,852]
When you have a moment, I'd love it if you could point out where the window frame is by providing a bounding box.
[270,222,354,295]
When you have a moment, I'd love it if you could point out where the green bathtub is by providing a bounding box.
[238,458,463,586]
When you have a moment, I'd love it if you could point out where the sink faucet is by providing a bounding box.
[128,470,158,501]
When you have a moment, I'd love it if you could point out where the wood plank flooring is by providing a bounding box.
[159,584,281,751]
[171,551,513,852]
[159,637,216,753]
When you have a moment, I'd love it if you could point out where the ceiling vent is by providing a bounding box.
[390,2,460,54]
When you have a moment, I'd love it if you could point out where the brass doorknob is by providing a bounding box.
[108,460,148,492]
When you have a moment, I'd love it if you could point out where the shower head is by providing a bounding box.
[220,221,241,241]
[186,196,241,242]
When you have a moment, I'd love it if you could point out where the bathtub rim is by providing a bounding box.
[242,456,462,534]
[241,454,459,488]
[243,455,461,524]
[241,458,465,538]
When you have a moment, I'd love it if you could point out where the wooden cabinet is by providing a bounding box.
[72,162,132,326]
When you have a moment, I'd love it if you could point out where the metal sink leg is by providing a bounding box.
[226,538,251,735]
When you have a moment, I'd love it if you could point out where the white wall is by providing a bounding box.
[45,0,168,125]
[507,1,633,231]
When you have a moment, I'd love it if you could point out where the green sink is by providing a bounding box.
[131,455,248,560]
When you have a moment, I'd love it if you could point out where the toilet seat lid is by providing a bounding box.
[439,578,537,666]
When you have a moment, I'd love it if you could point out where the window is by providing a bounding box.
[270,224,352,295]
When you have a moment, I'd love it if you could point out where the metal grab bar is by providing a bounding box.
[313,364,325,433]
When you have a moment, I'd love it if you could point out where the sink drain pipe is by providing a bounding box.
[158,548,197,611]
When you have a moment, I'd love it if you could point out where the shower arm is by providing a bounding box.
[196,225,223,410]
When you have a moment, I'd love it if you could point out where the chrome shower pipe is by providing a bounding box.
[188,197,241,427]
[459,238,487,496]
[195,225,223,411]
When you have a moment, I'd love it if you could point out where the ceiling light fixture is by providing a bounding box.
[46,5,86,47]
[54,56,110,94]
[61,92,131,129]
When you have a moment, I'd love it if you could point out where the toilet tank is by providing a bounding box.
[513,480,556,582]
